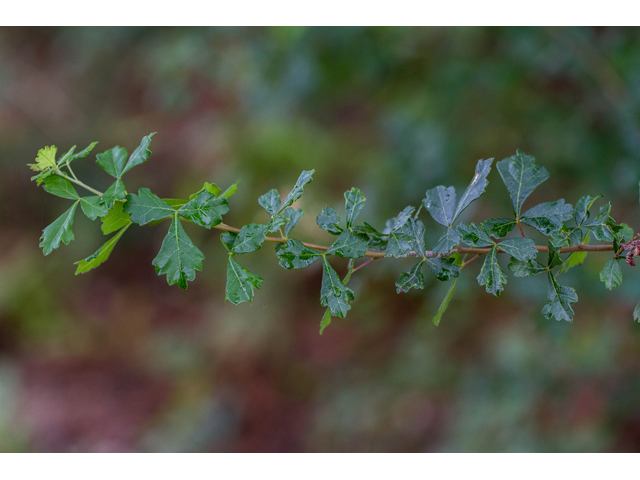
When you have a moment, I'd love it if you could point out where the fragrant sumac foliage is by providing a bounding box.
[30,136,640,333]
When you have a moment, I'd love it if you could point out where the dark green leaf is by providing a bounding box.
[344,187,365,228]
[319,308,332,335]
[477,246,507,297]
[42,175,79,200]
[220,232,237,252]
[432,228,461,255]
[80,196,108,220]
[96,146,128,178]
[281,207,303,237]
[396,260,425,293]
[258,189,281,216]
[456,222,494,247]
[326,230,369,258]
[225,256,264,305]
[426,257,460,282]
[407,219,427,257]
[178,191,229,229]
[123,132,156,174]
[40,201,79,255]
[453,158,494,220]
[275,239,323,269]
[617,223,634,242]
[508,258,547,277]
[423,185,456,227]
[124,188,174,225]
[496,150,549,218]
[266,216,288,233]
[388,206,415,232]
[520,200,573,236]
[101,179,127,209]
[433,278,458,326]
[481,218,517,238]
[547,241,563,269]
[152,213,204,289]
[231,223,269,254]
[75,225,129,274]
[499,238,537,261]
[316,207,343,235]
[574,194,602,227]
[385,231,413,258]
[101,202,131,235]
[599,258,623,290]
[279,170,314,213]
[320,257,355,318]
[541,271,577,322]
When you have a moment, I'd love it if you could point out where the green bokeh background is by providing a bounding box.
[1,26,640,452]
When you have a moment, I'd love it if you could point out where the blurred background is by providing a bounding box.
[1,26,640,452]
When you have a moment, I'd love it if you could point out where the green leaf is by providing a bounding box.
[279,170,314,213]
[617,223,634,242]
[57,145,76,165]
[225,256,264,305]
[152,213,205,289]
[326,230,369,258]
[499,238,537,261]
[220,182,239,198]
[63,141,98,165]
[388,206,415,232]
[574,194,602,227]
[453,158,494,220]
[275,239,323,269]
[124,188,174,225]
[96,146,128,178]
[558,251,588,274]
[220,232,237,252]
[344,187,366,228]
[496,150,549,218]
[520,200,573,236]
[541,271,577,322]
[432,228,461,255]
[122,132,156,174]
[316,207,343,235]
[101,202,131,235]
[266,216,288,233]
[75,225,129,274]
[258,189,281,217]
[508,258,547,277]
[599,258,623,290]
[423,186,456,227]
[178,191,229,229]
[320,257,355,318]
[396,260,425,293]
[456,223,494,247]
[30,145,57,171]
[481,218,517,238]
[42,175,79,200]
[101,179,127,209]
[189,182,222,200]
[433,277,458,326]
[80,196,108,220]
[477,246,507,297]
[281,207,303,237]
[426,257,460,282]
[634,301,640,322]
[319,308,332,335]
[231,224,269,254]
[547,241,563,269]
[406,219,427,257]
[583,203,615,241]
[386,231,413,258]
[40,201,79,255]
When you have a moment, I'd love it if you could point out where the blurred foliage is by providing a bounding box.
[1,26,640,452]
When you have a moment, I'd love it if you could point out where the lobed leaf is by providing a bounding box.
[457,222,494,248]
[432,228,461,255]
[481,218,517,238]
[275,239,323,269]
[426,257,460,282]
[230,224,269,254]
[326,230,369,258]
[344,187,366,228]
[258,189,281,217]
[599,258,623,290]
[225,256,264,305]
[31,146,57,171]
[396,260,425,293]
[477,246,507,297]
[281,207,304,237]
[124,188,174,225]
[520,200,573,236]
[541,271,577,322]
[320,257,355,318]
[496,150,549,218]
[178,191,229,229]
[40,201,79,255]
[316,207,343,235]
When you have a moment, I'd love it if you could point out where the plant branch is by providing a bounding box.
[54,169,104,197]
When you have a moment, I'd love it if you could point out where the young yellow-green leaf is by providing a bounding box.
[477,245,507,297]
[220,182,238,198]
[178,191,229,229]
[316,207,342,235]
[396,260,425,293]
[74,225,129,274]
[433,277,458,326]
[453,158,494,220]
[101,179,127,209]
[423,185,456,227]
[542,271,577,322]
[275,239,323,269]
[231,223,269,254]
[281,207,303,237]
[30,146,57,171]
[499,238,537,261]
[124,188,174,225]
[319,308,332,335]
[326,230,369,258]
[481,218,517,238]
[432,228,461,255]
[96,146,128,178]
[152,213,205,289]
[279,170,314,213]
[189,182,222,200]
[599,258,623,290]
[520,200,573,236]
[558,251,588,274]
[426,257,460,282]
[101,202,131,235]
[496,150,549,218]
[42,175,79,200]
[456,223,494,247]
[122,132,156,174]
[61,141,98,165]
[258,189,281,217]
[344,187,365,228]
[226,256,264,305]
[320,257,355,318]
[80,196,108,220]
[40,201,79,255]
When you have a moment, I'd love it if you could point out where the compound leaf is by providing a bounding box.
[40,201,79,255]
[496,150,549,218]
